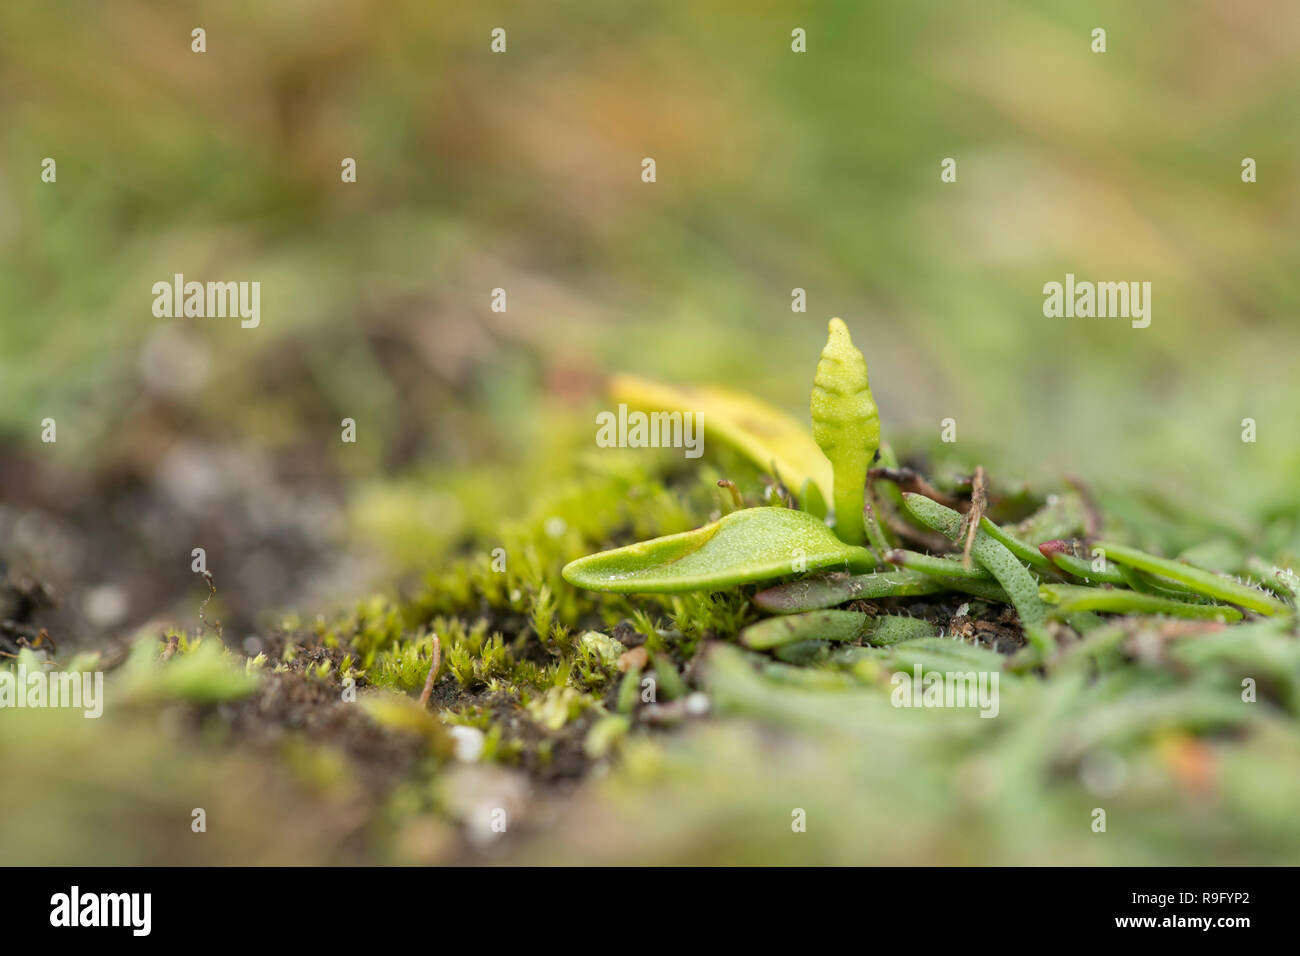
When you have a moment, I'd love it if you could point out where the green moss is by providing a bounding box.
[119,632,261,704]
[527,685,599,731]
[365,631,443,694]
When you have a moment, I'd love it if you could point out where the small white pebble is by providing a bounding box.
[83,585,129,628]
[1079,750,1127,797]
[449,725,486,763]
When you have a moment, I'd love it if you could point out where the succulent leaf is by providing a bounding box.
[561,506,876,593]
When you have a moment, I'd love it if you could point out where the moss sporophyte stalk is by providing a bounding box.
[562,319,1292,665]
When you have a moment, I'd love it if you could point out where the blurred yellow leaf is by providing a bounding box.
[609,374,832,501]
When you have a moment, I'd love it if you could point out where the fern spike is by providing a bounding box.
[810,318,880,546]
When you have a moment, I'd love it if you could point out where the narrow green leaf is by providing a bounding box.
[651,652,688,700]
[741,610,935,649]
[1095,540,1290,616]
[752,569,944,613]
[1116,564,1210,601]
[978,516,1054,571]
[1038,583,1243,621]
[883,548,1013,602]
[1038,540,1128,585]
[871,616,941,644]
[884,549,994,580]
[773,640,830,664]
[741,610,873,649]
[887,636,1005,671]
[562,506,876,594]
[616,665,642,714]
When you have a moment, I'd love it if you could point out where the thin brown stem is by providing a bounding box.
[868,467,964,510]
[716,479,744,511]
[962,466,988,569]
[418,634,442,709]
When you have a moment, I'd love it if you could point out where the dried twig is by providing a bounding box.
[962,466,988,569]
[868,467,963,510]
[879,509,952,553]
[198,571,223,640]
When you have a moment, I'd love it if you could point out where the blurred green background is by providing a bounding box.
[1,1,1299,865]
[5,0,1297,500]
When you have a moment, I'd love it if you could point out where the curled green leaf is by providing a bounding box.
[562,506,876,594]
[811,318,880,546]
